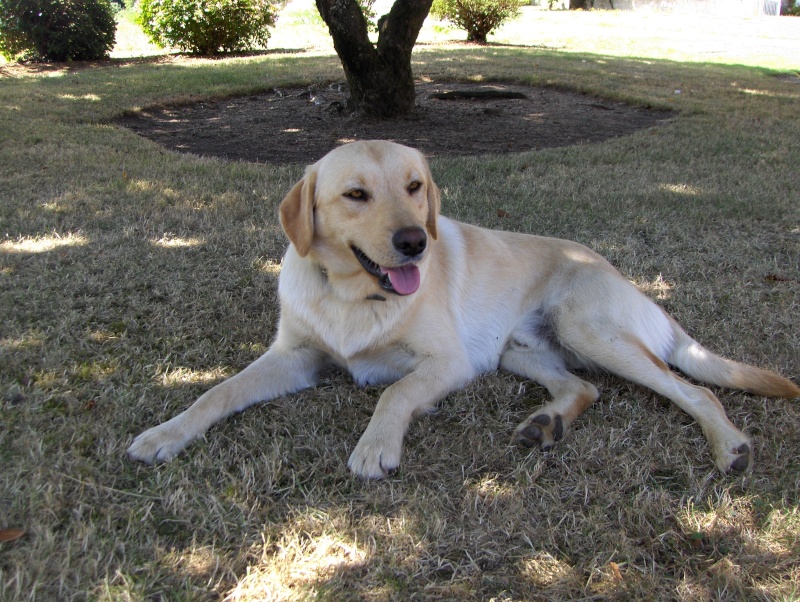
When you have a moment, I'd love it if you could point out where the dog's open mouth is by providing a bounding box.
[351,246,420,296]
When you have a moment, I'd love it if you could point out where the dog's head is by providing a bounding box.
[279,141,441,297]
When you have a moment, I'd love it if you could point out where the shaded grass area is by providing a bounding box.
[2,21,800,602]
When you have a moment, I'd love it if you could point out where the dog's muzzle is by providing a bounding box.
[351,245,421,296]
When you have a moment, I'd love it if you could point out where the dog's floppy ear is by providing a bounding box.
[279,169,316,257]
[426,177,441,241]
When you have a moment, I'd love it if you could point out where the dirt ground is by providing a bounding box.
[116,81,672,164]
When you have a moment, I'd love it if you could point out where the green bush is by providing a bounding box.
[430,0,521,44]
[0,0,116,61]
[137,0,282,55]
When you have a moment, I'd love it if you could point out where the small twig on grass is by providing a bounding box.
[56,472,161,501]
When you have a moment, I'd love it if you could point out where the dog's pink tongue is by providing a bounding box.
[382,265,420,295]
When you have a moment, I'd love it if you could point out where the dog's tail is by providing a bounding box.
[667,317,800,399]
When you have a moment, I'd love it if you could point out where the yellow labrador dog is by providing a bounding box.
[128,140,799,479]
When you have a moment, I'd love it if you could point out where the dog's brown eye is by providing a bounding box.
[345,189,367,200]
[408,181,421,193]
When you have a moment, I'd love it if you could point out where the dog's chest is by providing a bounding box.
[279,251,414,358]
[319,301,406,357]
[305,302,417,384]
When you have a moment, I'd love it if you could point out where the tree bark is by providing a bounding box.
[315,0,433,118]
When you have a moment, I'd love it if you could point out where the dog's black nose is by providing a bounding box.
[392,226,427,257]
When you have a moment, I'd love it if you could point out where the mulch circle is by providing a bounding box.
[115,81,672,165]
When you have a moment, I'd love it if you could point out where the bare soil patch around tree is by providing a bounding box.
[116,81,672,164]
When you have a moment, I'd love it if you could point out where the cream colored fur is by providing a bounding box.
[128,141,799,479]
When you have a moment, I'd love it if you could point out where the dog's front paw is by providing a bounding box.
[127,421,191,464]
[514,411,565,451]
[347,430,402,480]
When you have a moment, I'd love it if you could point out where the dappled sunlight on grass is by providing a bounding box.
[0,232,89,254]
[660,183,704,196]
[159,545,225,588]
[729,79,800,102]
[72,360,118,383]
[227,523,368,601]
[157,366,230,388]
[633,274,674,301]
[0,64,69,79]
[88,329,125,344]
[673,497,800,599]
[519,551,579,589]
[150,235,205,249]
[737,87,800,99]
[58,93,102,102]
[129,179,170,193]
[471,474,517,503]
[128,179,190,206]
[42,68,69,79]
[677,497,800,560]
[40,199,69,213]
[1,332,45,353]
[254,258,282,276]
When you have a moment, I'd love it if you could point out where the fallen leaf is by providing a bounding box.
[0,528,26,542]
[497,209,511,218]
[765,274,790,282]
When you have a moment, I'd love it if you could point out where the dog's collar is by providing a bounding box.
[315,261,384,301]
[314,261,385,301]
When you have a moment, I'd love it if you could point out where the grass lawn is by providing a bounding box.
[2,3,800,600]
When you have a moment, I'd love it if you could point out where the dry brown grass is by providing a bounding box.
[2,5,800,601]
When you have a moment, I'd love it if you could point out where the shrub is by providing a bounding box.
[137,0,283,55]
[0,0,116,61]
[430,0,521,44]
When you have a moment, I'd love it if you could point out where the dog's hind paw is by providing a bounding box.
[514,412,564,451]
[728,443,751,473]
[715,441,752,474]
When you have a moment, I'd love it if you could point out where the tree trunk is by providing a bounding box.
[315,0,433,118]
